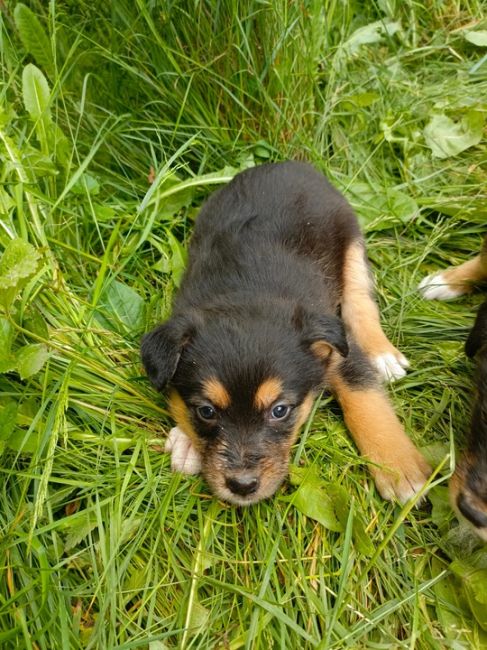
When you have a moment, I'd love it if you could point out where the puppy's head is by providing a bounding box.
[141,305,348,504]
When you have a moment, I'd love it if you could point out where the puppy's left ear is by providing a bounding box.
[141,314,197,391]
[466,301,487,358]
[294,307,349,360]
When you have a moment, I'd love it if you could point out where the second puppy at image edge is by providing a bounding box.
[142,161,431,505]
[420,236,487,541]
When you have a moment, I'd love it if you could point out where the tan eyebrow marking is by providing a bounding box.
[202,377,231,410]
[254,377,283,410]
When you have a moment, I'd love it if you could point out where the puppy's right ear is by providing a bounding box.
[466,301,487,358]
[141,315,196,391]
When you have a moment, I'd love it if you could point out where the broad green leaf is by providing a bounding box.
[292,481,342,531]
[342,20,401,56]
[0,317,14,354]
[290,466,374,551]
[93,280,145,333]
[328,484,374,556]
[5,425,43,454]
[16,343,49,380]
[341,92,380,110]
[23,310,49,340]
[424,111,484,159]
[71,173,100,196]
[0,239,40,290]
[451,560,487,630]
[0,402,18,442]
[22,63,51,122]
[14,4,55,78]
[0,318,17,373]
[149,642,169,650]
[93,204,116,222]
[186,600,210,635]
[166,231,187,288]
[157,172,195,218]
[346,181,419,231]
[429,487,453,532]
[0,239,40,310]
[0,189,15,215]
[290,466,343,531]
[465,30,487,47]
[64,512,98,551]
[432,558,473,638]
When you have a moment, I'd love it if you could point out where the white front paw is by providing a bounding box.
[418,273,465,301]
[373,351,409,383]
[165,427,202,475]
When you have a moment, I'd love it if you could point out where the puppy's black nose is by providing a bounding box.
[226,475,259,497]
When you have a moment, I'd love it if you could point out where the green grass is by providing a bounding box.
[1,0,487,647]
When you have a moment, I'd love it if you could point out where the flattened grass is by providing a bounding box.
[1,1,486,647]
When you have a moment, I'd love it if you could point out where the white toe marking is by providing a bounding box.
[418,273,465,301]
[165,427,202,475]
[374,352,409,382]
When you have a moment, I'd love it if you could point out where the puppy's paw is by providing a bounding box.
[165,426,202,475]
[373,349,410,383]
[418,273,467,301]
[372,447,432,504]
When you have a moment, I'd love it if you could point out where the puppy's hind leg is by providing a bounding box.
[340,239,409,383]
[328,346,431,503]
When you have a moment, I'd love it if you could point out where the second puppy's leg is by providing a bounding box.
[420,236,487,300]
[340,239,409,382]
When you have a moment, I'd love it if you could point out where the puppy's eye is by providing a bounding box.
[196,405,217,421]
[270,403,291,420]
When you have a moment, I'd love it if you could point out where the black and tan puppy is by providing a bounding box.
[420,236,487,540]
[142,161,431,505]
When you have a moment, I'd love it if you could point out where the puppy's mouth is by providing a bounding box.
[202,461,289,506]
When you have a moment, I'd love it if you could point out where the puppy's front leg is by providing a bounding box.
[329,350,431,503]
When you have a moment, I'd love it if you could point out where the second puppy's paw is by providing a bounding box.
[165,426,202,475]
[419,273,467,301]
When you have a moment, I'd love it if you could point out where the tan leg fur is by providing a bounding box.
[329,371,431,503]
[341,240,409,382]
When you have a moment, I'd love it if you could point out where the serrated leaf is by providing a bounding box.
[465,30,487,47]
[14,4,55,78]
[16,343,49,380]
[424,111,484,159]
[0,239,40,309]
[22,64,51,122]
[93,280,145,333]
[0,239,40,290]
